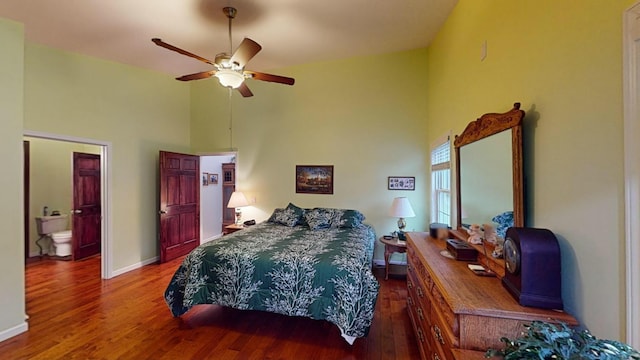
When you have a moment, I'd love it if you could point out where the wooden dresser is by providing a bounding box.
[406,232,577,360]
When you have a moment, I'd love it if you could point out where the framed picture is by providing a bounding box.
[296,165,334,194]
[209,173,218,185]
[202,173,209,186]
[388,176,415,190]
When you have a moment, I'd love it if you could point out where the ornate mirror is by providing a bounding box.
[454,103,525,233]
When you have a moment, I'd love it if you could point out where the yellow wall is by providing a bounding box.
[191,49,430,260]
[25,137,101,256]
[425,0,635,340]
[23,43,192,270]
[0,17,26,338]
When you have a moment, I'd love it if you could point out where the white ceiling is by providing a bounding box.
[0,0,457,77]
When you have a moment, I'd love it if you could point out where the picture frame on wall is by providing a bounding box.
[209,173,218,185]
[388,176,415,190]
[296,165,334,194]
[202,173,209,186]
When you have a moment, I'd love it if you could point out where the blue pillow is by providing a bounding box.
[268,203,304,227]
[492,211,514,239]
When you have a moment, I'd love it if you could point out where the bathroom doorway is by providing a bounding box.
[23,130,111,279]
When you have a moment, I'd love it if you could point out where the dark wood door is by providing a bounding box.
[221,163,236,231]
[72,152,101,260]
[159,151,200,263]
[24,141,30,259]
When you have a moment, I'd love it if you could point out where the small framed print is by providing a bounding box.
[388,176,415,190]
[209,173,218,185]
[202,173,209,186]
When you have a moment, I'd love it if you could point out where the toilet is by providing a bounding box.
[51,230,72,257]
[35,215,72,257]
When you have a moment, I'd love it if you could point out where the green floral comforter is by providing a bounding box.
[164,222,379,343]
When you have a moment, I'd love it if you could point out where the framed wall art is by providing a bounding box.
[209,173,218,185]
[202,173,209,186]
[296,165,334,194]
[388,176,415,190]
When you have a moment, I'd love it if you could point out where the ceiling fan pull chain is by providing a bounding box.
[229,88,233,149]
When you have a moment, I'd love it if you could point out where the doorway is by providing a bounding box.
[200,153,236,243]
[23,130,112,279]
[623,1,640,348]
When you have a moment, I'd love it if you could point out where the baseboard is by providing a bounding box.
[0,321,28,342]
[201,234,222,244]
[111,256,159,277]
[373,258,407,267]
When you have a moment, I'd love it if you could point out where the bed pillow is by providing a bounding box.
[304,208,340,230]
[492,211,514,239]
[338,209,366,228]
[268,203,305,227]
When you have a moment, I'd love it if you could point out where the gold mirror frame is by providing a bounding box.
[454,103,525,231]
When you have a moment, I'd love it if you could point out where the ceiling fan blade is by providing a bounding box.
[152,38,213,65]
[245,71,295,86]
[176,70,216,82]
[230,38,262,68]
[237,82,254,97]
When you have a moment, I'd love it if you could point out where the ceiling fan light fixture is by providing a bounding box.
[215,69,244,89]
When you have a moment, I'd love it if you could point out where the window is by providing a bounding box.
[431,135,451,226]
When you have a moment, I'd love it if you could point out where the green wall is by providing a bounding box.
[0,18,26,339]
[23,43,192,270]
[25,137,101,256]
[191,49,430,261]
[425,0,635,340]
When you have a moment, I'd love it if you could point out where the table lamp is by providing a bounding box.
[227,191,249,225]
[389,197,415,240]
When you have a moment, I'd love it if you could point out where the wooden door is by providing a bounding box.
[24,141,30,259]
[159,151,200,263]
[221,163,236,231]
[72,152,101,260]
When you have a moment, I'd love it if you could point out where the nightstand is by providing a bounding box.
[379,236,407,280]
[223,224,244,235]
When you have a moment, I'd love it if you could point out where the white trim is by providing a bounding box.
[201,234,223,244]
[623,2,640,348]
[0,321,28,342]
[111,256,159,277]
[23,130,113,280]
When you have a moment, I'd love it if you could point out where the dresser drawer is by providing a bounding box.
[430,283,458,338]
[407,294,429,359]
[430,302,458,360]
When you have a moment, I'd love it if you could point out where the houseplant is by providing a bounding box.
[485,321,640,359]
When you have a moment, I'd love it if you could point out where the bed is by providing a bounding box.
[164,205,379,344]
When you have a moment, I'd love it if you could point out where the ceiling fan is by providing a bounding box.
[152,6,295,97]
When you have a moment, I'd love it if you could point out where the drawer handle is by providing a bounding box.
[432,354,441,360]
[417,287,424,298]
[407,264,412,272]
[433,325,445,345]
[407,296,413,306]
[407,280,413,289]
[417,328,425,343]
[417,307,424,321]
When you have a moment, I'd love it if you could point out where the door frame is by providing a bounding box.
[24,130,113,279]
[623,2,640,348]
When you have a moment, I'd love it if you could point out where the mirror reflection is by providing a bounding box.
[459,130,513,228]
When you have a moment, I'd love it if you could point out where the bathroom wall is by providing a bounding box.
[26,137,101,256]
[200,155,235,243]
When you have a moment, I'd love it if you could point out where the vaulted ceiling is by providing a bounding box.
[0,0,457,76]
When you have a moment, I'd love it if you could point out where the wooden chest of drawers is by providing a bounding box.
[406,232,577,359]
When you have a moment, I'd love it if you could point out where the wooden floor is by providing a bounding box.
[0,256,419,360]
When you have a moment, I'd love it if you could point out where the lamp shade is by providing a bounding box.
[215,69,244,89]
[227,191,249,208]
[389,197,416,218]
